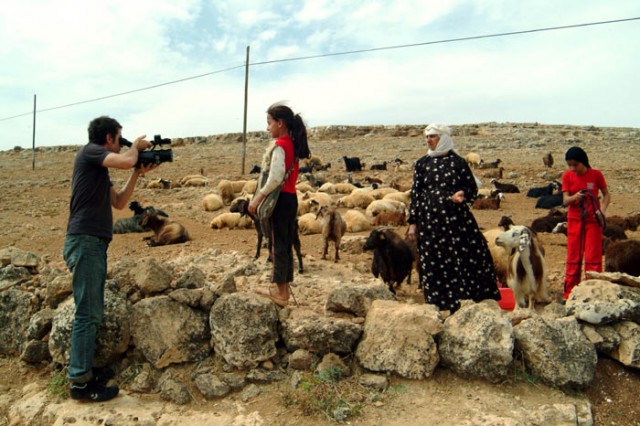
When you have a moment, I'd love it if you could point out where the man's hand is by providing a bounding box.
[133,135,152,152]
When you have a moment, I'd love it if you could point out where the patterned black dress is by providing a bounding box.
[408,151,499,312]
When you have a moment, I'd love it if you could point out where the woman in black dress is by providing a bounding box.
[406,124,499,312]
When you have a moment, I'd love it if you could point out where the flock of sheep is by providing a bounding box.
[115,150,639,310]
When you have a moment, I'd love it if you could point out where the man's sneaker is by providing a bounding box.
[70,382,119,402]
[91,366,116,386]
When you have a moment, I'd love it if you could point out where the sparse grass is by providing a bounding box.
[280,367,393,423]
[120,361,144,384]
[48,368,69,399]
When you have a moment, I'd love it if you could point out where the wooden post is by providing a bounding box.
[32,94,37,170]
[241,45,250,175]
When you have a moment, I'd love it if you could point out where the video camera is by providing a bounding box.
[120,134,173,168]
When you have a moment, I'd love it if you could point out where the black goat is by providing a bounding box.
[343,156,363,172]
[363,228,415,294]
[370,161,387,171]
[526,181,561,198]
[478,159,502,169]
[230,198,303,273]
[490,179,520,193]
[535,193,563,209]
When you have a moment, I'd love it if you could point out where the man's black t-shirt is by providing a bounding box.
[66,143,113,240]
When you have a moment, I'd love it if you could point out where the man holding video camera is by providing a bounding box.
[63,115,157,402]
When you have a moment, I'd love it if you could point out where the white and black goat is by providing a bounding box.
[495,225,548,309]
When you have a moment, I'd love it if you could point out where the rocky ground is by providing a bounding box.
[1,122,639,425]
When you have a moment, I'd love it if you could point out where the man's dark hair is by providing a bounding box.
[88,116,122,145]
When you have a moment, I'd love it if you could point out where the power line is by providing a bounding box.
[1,16,638,122]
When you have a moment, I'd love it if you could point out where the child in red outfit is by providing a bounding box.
[561,147,610,299]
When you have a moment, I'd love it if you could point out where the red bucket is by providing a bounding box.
[498,287,516,311]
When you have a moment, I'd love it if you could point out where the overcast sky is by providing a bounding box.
[1,0,638,151]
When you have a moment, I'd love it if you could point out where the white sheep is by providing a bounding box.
[209,212,253,230]
[202,193,224,212]
[146,178,171,189]
[241,180,257,195]
[296,182,316,193]
[337,192,375,209]
[342,209,371,233]
[383,190,410,207]
[370,187,399,200]
[298,212,323,235]
[217,179,235,205]
[229,180,248,193]
[318,182,336,194]
[465,152,483,168]
[182,176,209,187]
[298,192,333,215]
[179,173,207,185]
[333,182,357,194]
[365,199,406,217]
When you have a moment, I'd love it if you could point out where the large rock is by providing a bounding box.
[0,264,33,291]
[567,279,640,325]
[0,247,40,271]
[0,288,39,356]
[43,275,72,308]
[282,315,362,356]
[514,316,597,388]
[210,293,278,369]
[355,300,441,379]
[608,320,640,369]
[437,301,514,382]
[325,283,395,317]
[131,296,210,369]
[49,281,131,367]
[132,258,173,295]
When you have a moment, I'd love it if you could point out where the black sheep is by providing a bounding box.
[363,228,415,294]
[535,193,563,209]
[526,181,561,198]
[370,161,387,170]
[343,156,363,172]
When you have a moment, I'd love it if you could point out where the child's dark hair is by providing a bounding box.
[267,103,311,160]
[88,116,122,145]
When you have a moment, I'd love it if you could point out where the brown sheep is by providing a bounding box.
[139,212,190,247]
[604,239,640,276]
[316,205,347,262]
[607,213,640,232]
[371,210,407,227]
[472,197,501,210]
[543,152,554,168]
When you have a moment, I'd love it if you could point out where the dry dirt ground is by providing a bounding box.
[1,123,639,425]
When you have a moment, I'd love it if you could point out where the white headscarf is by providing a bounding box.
[424,123,483,186]
[424,123,459,157]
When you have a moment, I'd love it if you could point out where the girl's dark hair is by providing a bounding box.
[88,116,122,145]
[267,103,311,159]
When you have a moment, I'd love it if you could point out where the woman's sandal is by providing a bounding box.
[255,288,289,307]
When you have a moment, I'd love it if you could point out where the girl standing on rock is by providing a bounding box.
[249,103,310,306]
[561,146,610,300]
